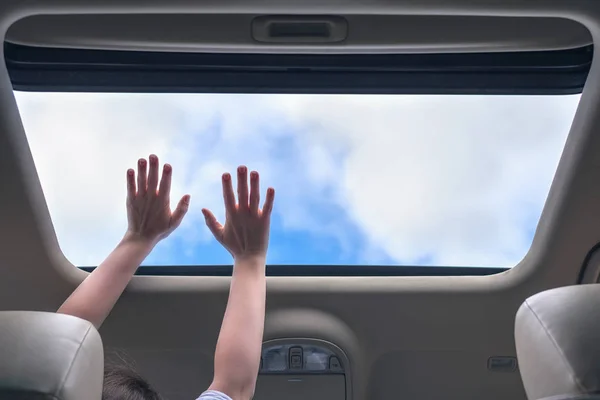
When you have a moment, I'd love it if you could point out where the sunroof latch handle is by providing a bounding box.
[252,16,348,43]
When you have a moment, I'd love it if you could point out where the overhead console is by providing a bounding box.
[255,339,351,400]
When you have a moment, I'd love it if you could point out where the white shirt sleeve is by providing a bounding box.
[196,390,233,400]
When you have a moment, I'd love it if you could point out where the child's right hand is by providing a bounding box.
[204,167,274,399]
[202,166,275,261]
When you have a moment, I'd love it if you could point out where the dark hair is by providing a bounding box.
[102,364,163,400]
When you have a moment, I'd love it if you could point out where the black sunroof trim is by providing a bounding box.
[5,42,592,94]
[79,265,509,277]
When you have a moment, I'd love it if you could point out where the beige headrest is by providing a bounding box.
[0,311,104,400]
[515,285,600,400]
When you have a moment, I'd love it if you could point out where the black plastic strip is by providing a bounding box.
[5,42,592,95]
[79,265,508,277]
[576,241,600,284]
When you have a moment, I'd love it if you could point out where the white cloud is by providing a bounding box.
[274,94,579,265]
[14,91,579,267]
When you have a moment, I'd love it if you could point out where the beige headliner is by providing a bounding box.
[1,1,600,399]
[5,14,593,53]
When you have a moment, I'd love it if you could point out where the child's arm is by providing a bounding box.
[202,166,275,400]
[57,155,190,329]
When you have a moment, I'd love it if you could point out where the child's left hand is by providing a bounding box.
[125,154,190,244]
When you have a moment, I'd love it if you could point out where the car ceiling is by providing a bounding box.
[2,1,600,399]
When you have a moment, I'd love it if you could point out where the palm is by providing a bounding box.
[126,155,190,243]
[202,166,275,259]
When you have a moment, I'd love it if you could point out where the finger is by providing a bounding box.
[137,158,148,195]
[202,208,224,242]
[237,165,249,210]
[262,187,275,217]
[158,163,172,200]
[147,154,159,195]
[249,171,260,214]
[222,173,236,213]
[170,195,191,229]
[126,168,136,201]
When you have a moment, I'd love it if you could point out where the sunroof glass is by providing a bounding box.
[15,92,579,268]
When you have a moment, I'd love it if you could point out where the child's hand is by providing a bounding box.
[125,154,190,244]
[202,166,275,261]
[58,154,190,328]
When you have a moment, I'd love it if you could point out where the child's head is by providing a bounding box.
[102,364,162,400]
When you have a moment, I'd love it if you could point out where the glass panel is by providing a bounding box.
[15,92,580,268]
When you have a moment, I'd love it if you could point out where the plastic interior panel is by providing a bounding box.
[258,338,350,399]
[260,338,352,398]
[4,14,592,54]
[261,343,345,374]
[255,375,346,400]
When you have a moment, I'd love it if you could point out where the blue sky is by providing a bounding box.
[14,92,581,267]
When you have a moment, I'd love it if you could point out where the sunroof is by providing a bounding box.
[14,91,579,268]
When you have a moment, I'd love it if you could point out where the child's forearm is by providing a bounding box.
[57,234,155,329]
[210,255,267,400]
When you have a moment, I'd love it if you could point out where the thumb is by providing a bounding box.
[202,208,224,241]
[170,194,190,229]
